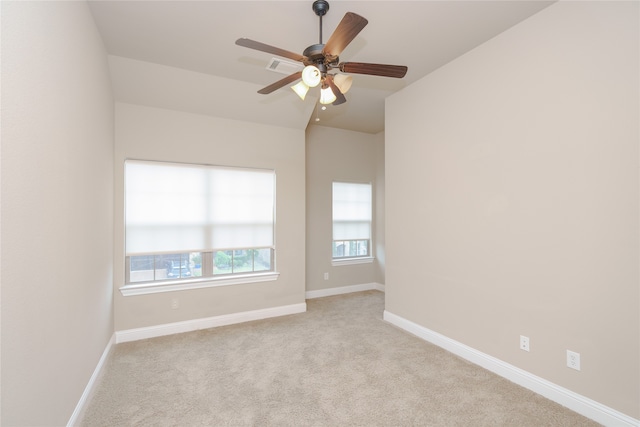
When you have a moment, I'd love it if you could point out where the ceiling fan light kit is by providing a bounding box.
[333,73,353,94]
[301,65,322,87]
[291,81,310,100]
[235,0,407,107]
[320,84,337,105]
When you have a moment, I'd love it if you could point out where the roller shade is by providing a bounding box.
[332,182,372,240]
[125,160,275,255]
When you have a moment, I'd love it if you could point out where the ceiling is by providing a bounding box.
[88,0,554,134]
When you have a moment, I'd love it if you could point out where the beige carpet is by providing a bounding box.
[80,291,599,426]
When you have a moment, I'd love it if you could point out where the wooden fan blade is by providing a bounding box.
[323,12,368,59]
[339,62,408,78]
[325,75,347,105]
[236,38,306,63]
[257,71,302,94]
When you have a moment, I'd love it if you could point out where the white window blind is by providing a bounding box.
[125,160,275,255]
[332,182,372,240]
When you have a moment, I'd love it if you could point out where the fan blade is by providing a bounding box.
[339,62,408,78]
[236,38,306,63]
[325,75,347,105]
[257,71,302,94]
[323,12,368,59]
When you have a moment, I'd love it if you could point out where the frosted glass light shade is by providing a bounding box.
[320,86,337,104]
[334,74,353,93]
[291,81,309,100]
[301,65,321,87]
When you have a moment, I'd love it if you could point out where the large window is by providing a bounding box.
[124,160,275,287]
[332,181,372,259]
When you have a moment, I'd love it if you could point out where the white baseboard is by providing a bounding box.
[67,334,115,427]
[115,302,307,344]
[383,310,639,427]
[306,282,385,299]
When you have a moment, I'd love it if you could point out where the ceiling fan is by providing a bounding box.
[235,0,408,106]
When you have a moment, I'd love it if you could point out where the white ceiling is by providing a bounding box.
[88,0,554,134]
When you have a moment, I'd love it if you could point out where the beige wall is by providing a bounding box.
[374,131,386,281]
[305,125,384,292]
[114,102,306,330]
[386,1,638,419]
[1,2,115,425]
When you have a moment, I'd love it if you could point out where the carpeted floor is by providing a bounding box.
[79,291,600,426]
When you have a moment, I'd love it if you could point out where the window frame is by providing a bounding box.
[120,159,278,296]
[331,181,374,264]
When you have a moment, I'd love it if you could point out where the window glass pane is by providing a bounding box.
[158,254,177,280]
[358,240,369,256]
[190,253,203,277]
[128,248,272,283]
[159,253,192,280]
[213,250,233,275]
[347,241,358,257]
[232,249,252,273]
[254,248,271,272]
[129,255,155,283]
[332,240,370,259]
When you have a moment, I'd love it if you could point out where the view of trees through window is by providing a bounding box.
[213,249,272,275]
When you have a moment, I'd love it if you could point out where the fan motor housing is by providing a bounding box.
[303,43,338,70]
[303,44,325,63]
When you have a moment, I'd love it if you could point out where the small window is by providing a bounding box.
[124,160,276,286]
[332,182,372,259]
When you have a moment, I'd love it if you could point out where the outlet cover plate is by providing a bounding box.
[567,350,581,371]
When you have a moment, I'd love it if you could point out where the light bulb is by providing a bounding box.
[301,65,321,88]
[319,85,337,105]
[334,74,353,94]
[291,81,309,100]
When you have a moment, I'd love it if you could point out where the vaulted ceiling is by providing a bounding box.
[88,1,554,134]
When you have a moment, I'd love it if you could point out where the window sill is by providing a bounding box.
[119,272,280,296]
[332,257,375,267]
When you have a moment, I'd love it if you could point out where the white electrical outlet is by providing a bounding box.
[567,350,581,371]
[324,272,329,280]
[171,298,179,310]
[520,335,530,352]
